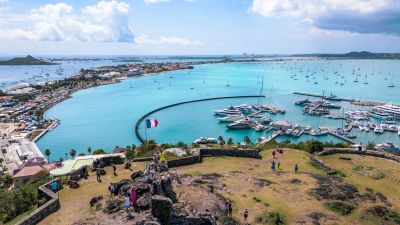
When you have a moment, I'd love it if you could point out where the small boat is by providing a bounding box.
[194,137,217,144]
[323,93,342,101]
[226,118,254,129]
[254,124,265,132]
[374,127,384,134]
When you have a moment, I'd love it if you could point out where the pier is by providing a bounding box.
[327,131,357,144]
[259,131,282,144]
[32,119,59,142]
[293,92,384,106]
[134,95,265,143]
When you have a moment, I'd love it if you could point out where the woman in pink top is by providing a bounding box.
[130,186,137,206]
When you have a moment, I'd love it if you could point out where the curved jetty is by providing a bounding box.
[134,95,265,143]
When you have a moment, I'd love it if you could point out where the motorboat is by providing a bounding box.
[254,124,266,132]
[323,93,342,101]
[374,127,384,134]
[194,137,217,144]
[226,118,254,129]
[217,115,244,122]
[256,117,272,124]
[372,104,400,120]
[213,106,242,116]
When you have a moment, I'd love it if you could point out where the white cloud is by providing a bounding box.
[0,0,9,3]
[0,1,135,42]
[249,0,400,35]
[144,0,169,4]
[135,34,202,46]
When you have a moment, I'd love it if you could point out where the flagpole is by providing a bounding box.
[144,120,148,153]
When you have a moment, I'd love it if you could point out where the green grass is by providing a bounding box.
[325,202,355,215]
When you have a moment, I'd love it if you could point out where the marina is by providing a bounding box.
[22,59,399,159]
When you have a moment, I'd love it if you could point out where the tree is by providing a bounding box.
[59,157,64,163]
[78,153,86,156]
[70,149,76,159]
[227,138,233,147]
[87,147,92,155]
[92,149,107,155]
[244,136,251,147]
[366,142,375,150]
[131,144,136,150]
[44,149,51,162]
[218,136,225,148]
[65,153,68,160]
[125,148,136,160]
[176,141,187,148]
[309,140,324,154]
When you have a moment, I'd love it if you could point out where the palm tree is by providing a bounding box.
[44,149,51,162]
[59,157,64,163]
[87,147,92,155]
[65,153,68,160]
[70,149,76,159]
[244,136,251,147]
[227,138,233,148]
[218,136,225,148]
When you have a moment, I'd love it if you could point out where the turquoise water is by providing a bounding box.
[37,60,400,160]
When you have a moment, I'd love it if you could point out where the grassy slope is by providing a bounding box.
[320,154,400,225]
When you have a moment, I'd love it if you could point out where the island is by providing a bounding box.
[0,55,58,65]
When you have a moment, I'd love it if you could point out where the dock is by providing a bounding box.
[327,131,357,144]
[293,92,384,106]
[260,131,282,144]
[32,119,59,142]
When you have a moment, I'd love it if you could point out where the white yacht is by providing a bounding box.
[194,137,217,144]
[217,115,244,122]
[372,104,400,120]
[213,106,242,116]
[374,127,384,134]
[226,118,254,129]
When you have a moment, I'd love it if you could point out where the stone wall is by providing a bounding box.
[16,178,62,225]
[167,155,202,168]
[319,148,400,163]
[199,148,261,159]
[309,154,332,172]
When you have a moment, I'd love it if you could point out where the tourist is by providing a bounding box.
[295,164,299,173]
[96,169,102,182]
[174,169,181,184]
[130,186,137,206]
[124,194,131,212]
[226,201,232,218]
[272,150,276,159]
[277,161,280,170]
[108,183,115,197]
[159,150,165,162]
[271,161,276,171]
[125,159,132,170]
[112,163,117,176]
[242,208,249,224]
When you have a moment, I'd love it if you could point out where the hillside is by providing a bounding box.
[37,149,400,225]
[0,55,58,65]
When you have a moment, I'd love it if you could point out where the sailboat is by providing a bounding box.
[363,75,368,85]
[388,75,395,88]
[226,80,231,87]
[129,80,133,88]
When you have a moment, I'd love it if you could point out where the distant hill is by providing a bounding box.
[0,55,58,65]
[291,51,400,59]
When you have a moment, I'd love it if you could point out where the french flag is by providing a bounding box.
[146,119,158,128]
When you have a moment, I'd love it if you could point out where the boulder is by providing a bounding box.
[158,162,169,172]
[137,194,152,210]
[133,212,161,225]
[105,199,123,214]
[151,195,173,225]
[113,179,133,194]
[90,195,104,207]
[131,171,143,180]
[161,174,176,202]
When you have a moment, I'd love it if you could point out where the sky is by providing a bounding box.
[0,0,400,55]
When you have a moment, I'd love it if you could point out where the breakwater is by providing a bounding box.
[134,95,265,143]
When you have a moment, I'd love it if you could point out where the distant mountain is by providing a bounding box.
[291,51,400,59]
[0,55,58,65]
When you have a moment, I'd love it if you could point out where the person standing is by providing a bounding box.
[295,164,299,173]
[242,208,249,224]
[159,150,165,163]
[124,194,131,212]
[96,169,102,182]
[112,163,117,176]
[272,150,276,159]
[271,161,276,172]
[277,161,281,170]
[130,186,137,206]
